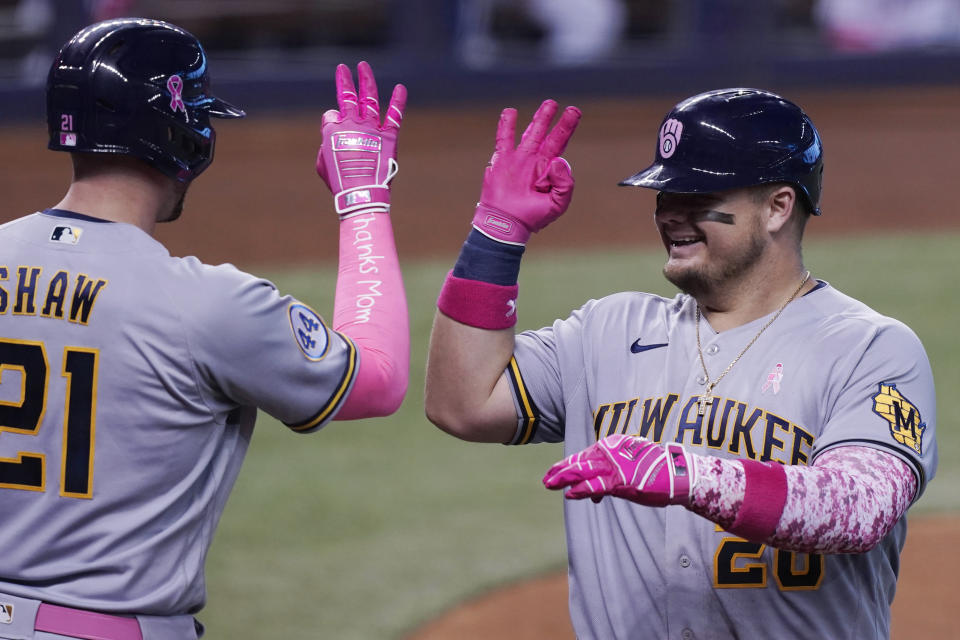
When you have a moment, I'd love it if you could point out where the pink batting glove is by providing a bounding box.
[472,100,582,245]
[542,434,698,507]
[316,61,407,220]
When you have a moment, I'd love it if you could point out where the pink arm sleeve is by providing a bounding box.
[331,211,409,419]
[689,446,917,553]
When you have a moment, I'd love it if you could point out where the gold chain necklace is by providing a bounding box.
[695,271,811,416]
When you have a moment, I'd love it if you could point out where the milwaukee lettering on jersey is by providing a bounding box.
[333,132,381,152]
[0,266,107,325]
[592,393,815,466]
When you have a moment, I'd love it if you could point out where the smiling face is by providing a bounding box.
[654,189,770,298]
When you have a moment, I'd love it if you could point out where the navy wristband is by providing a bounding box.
[452,229,525,286]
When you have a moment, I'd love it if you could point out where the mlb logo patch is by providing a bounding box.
[0,602,12,624]
[60,132,77,146]
[50,225,83,245]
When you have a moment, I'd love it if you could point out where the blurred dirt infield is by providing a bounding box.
[3,85,958,638]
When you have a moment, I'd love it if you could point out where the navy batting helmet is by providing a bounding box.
[620,88,824,215]
[46,18,245,182]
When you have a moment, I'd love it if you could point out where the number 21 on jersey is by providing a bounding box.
[0,339,98,498]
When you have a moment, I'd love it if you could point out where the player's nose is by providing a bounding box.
[653,205,691,226]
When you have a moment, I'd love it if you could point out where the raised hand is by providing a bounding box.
[472,100,582,245]
[316,61,407,219]
[543,434,698,507]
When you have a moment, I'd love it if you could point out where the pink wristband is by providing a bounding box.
[437,271,519,330]
[729,460,788,542]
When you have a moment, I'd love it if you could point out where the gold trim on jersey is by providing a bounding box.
[69,274,108,325]
[506,356,540,445]
[60,347,98,499]
[0,364,27,410]
[712,525,824,591]
[286,332,358,433]
[713,534,767,589]
[41,270,70,319]
[13,266,42,315]
[0,452,45,492]
[773,549,825,591]
[0,266,8,312]
[0,339,49,492]
[0,340,99,497]
[0,266,107,324]
[595,392,816,466]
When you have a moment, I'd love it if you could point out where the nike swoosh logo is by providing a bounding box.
[630,339,669,354]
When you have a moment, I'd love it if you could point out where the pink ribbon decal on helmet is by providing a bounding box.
[659,118,683,158]
[167,75,187,116]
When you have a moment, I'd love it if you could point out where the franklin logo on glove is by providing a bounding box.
[334,133,381,152]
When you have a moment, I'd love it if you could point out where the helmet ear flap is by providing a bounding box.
[165,122,215,178]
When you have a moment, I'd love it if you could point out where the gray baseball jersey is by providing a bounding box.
[0,210,357,615]
[506,282,937,639]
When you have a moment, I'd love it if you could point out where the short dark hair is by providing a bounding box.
[749,182,811,237]
[71,152,153,181]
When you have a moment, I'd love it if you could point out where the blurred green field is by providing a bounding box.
[201,230,957,639]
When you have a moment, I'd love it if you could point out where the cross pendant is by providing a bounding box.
[698,386,715,416]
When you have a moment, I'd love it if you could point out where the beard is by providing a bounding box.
[159,187,187,223]
[663,222,767,298]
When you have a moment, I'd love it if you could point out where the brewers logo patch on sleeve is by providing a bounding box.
[872,382,926,454]
[288,302,330,360]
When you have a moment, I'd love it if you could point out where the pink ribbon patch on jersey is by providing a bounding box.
[761,363,784,394]
[167,75,187,116]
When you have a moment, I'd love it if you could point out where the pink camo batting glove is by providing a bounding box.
[472,100,581,245]
[543,434,698,507]
[316,61,406,220]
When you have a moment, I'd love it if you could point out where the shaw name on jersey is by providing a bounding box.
[0,266,108,325]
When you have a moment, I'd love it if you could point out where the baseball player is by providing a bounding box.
[425,90,937,639]
[0,18,409,640]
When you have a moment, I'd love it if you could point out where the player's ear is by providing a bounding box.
[764,185,796,234]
